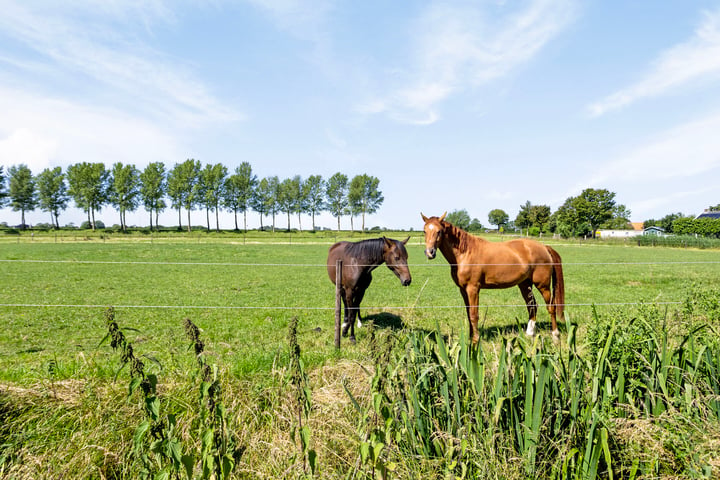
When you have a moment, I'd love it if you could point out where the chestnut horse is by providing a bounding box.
[327,237,412,342]
[421,213,564,343]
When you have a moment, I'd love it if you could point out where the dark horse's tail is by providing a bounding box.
[547,246,565,320]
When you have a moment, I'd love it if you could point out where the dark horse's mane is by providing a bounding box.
[344,237,387,263]
[441,221,478,252]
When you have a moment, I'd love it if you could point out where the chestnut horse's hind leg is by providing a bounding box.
[460,285,480,344]
[519,280,538,336]
[536,283,560,341]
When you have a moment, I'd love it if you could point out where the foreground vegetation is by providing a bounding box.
[1,233,719,478]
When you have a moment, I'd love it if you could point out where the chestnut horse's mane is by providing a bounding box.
[441,220,480,253]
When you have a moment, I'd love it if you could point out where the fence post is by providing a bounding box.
[335,259,342,350]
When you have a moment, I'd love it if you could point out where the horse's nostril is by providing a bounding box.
[403,279,412,286]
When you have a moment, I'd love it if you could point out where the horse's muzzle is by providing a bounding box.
[425,248,436,259]
[402,278,411,287]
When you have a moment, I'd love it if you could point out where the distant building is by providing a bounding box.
[596,226,665,238]
[696,209,720,220]
[596,229,642,238]
[643,226,665,236]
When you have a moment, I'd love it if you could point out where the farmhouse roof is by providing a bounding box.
[696,209,720,220]
[630,222,644,231]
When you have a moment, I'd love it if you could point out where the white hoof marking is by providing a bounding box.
[526,320,536,336]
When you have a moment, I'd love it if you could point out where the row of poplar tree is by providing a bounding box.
[0,160,384,232]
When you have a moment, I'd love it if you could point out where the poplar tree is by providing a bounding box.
[36,166,69,229]
[278,177,297,231]
[199,163,227,232]
[8,164,36,229]
[304,175,325,231]
[348,174,383,233]
[266,176,280,233]
[167,159,200,232]
[326,172,348,231]
[108,162,141,232]
[0,166,7,208]
[223,162,256,232]
[66,162,108,230]
[251,177,273,230]
[139,162,166,231]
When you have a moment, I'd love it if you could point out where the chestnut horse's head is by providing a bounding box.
[421,212,446,260]
[382,236,412,286]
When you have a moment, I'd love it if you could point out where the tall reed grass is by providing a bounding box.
[1,287,719,478]
[349,294,720,478]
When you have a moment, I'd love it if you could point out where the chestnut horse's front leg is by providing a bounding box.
[460,284,480,344]
[519,280,538,336]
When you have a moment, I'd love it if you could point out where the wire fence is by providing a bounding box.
[2,259,719,267]
[2,257,715,311]
[0,301,686,310]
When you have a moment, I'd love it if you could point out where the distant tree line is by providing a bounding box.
[0,162,383,232]
[445,188,632,238]
[671,217,720,238]
[446,188,718,239]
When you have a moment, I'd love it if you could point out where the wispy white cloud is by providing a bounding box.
[0,1,239,127]
[587,112,720,185]
[359,0,577,125]
[0,85,184,173]
[554,110,720,218]
[588,8,720,117]
[631,187,715,218]
[243,0,333,38]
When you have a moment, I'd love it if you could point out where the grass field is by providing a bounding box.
[1,230,720,478]
[2,231,719,380]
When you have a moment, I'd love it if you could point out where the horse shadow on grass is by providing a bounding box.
[480,318,561,342]
[311,313,405,339]
[362,312,405,331]
[360,314,559,340]
[319,314,561,344]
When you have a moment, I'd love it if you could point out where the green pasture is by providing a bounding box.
[1,232,719,383]
[2,232,720,478]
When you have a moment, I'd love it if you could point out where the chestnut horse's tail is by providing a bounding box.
[547,246,565,320]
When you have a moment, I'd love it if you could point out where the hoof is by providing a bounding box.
[349,336,356,344]
[552,329,561,342]
[525,320,536,337]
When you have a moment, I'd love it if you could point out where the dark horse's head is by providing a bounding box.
[421,212,447,260]
[383,236,412,286]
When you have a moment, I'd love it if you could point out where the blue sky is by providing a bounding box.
[1,0,719,230]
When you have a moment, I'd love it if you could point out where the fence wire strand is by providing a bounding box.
[1,259,719,267]
[0,301,684,310]
[0,257,710,312]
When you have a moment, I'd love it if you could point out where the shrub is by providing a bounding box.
[80,220,105,229]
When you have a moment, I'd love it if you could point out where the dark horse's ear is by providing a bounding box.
[383,236,393,247]
[402,236,410,245]
[421,212,429,222]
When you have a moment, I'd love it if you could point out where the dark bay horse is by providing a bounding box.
[327,237,412,342]
[421,213,565,344]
